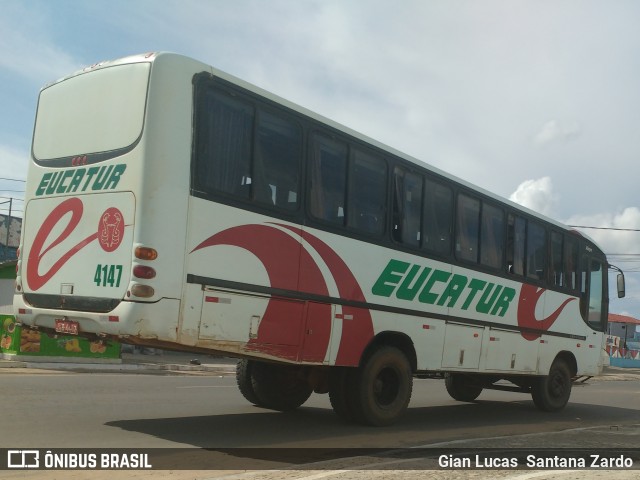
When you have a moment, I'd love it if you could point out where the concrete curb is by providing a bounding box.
[2,357,640,379]
[0,352,238,375]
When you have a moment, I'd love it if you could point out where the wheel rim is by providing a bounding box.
[373,367,400,407]
[549,371,567,399]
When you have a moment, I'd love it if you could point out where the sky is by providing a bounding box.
[0,0,639,316]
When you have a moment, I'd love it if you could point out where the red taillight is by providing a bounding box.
[133,265,156,279]
[135,246,158,261]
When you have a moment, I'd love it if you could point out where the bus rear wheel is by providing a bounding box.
[444,373,483,402]
[236,359,260,405]
[531,359,572,412]
[349,346,413,427]
[328,367,358,423]
[250,361,312,412]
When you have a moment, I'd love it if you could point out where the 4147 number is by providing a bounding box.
[94,264,123,288]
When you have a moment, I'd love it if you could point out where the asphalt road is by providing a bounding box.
[2,370,639,447]
[1,369,639,478]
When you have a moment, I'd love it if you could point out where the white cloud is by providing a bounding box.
[533,120,582,146]
[509,177,557,217]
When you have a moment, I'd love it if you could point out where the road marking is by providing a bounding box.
[289,470,349,480]
[175,385,236,389]
[505,471,579,480]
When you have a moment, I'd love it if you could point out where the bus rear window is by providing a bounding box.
[32,62,150,161]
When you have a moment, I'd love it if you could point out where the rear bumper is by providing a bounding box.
[13,293,180,343]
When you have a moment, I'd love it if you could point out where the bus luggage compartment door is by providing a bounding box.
[198,288,304,360]
[441,323,484,369]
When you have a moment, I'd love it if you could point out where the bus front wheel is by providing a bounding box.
[531,359,572,412]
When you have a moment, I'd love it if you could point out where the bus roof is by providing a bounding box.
[44,51,599,247]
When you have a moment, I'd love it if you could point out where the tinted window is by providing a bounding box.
[480,203,504,269]
[423,179,452,255]
[392,168,423,247]
[309,135,347,225]
[550,232,564,286]
[582,258,605,330]
[564,237,579,291]
[195,91,254,197]
[254,111,301,209]
[526,222,547,280]
[348,150,387,235]
[456,194,480,263]
[507,214,526,275]
[193,83,304,213]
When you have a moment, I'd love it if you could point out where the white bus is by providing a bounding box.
[15,52,625,426]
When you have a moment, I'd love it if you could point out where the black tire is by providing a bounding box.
[531,359,572,412]
[250,362,312,412]
[328,367,358,423]
[444,373,483,402]
[350,346,413,427]
[236,359,260,405]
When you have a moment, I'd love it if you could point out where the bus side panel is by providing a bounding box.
[481,330,538,372]
[186,202,314,361]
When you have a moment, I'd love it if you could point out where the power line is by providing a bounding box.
[569,225,640,232]
[0,177,25,182]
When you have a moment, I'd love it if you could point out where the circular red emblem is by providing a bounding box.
[98,207,125,252]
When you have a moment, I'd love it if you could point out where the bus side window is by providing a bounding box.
[506,214,525,275]
[581,257,605,330]
[392,167,422,247]
[254,110,301,210]
[196,90,254,198]
[423,178,452,255]
[550,231,564,287]
[309,134,347,225]
[348,150,386,235]
[526,221,547,281]
[455,194,480,263]
[564,237,579,291]
[480,203,505,269]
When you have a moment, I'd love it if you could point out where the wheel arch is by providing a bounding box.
[359,331,417,373]
[554,350,578,377]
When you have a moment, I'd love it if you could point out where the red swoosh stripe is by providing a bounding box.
[191,224,331,361]
[275,224,374,366]
[517,284,576,340]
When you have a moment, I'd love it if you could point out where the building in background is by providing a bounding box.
[607,313,640,367]
[0,214,21,262]
[608,313,640,346]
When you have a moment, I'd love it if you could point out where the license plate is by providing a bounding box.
[55,319,79,335]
